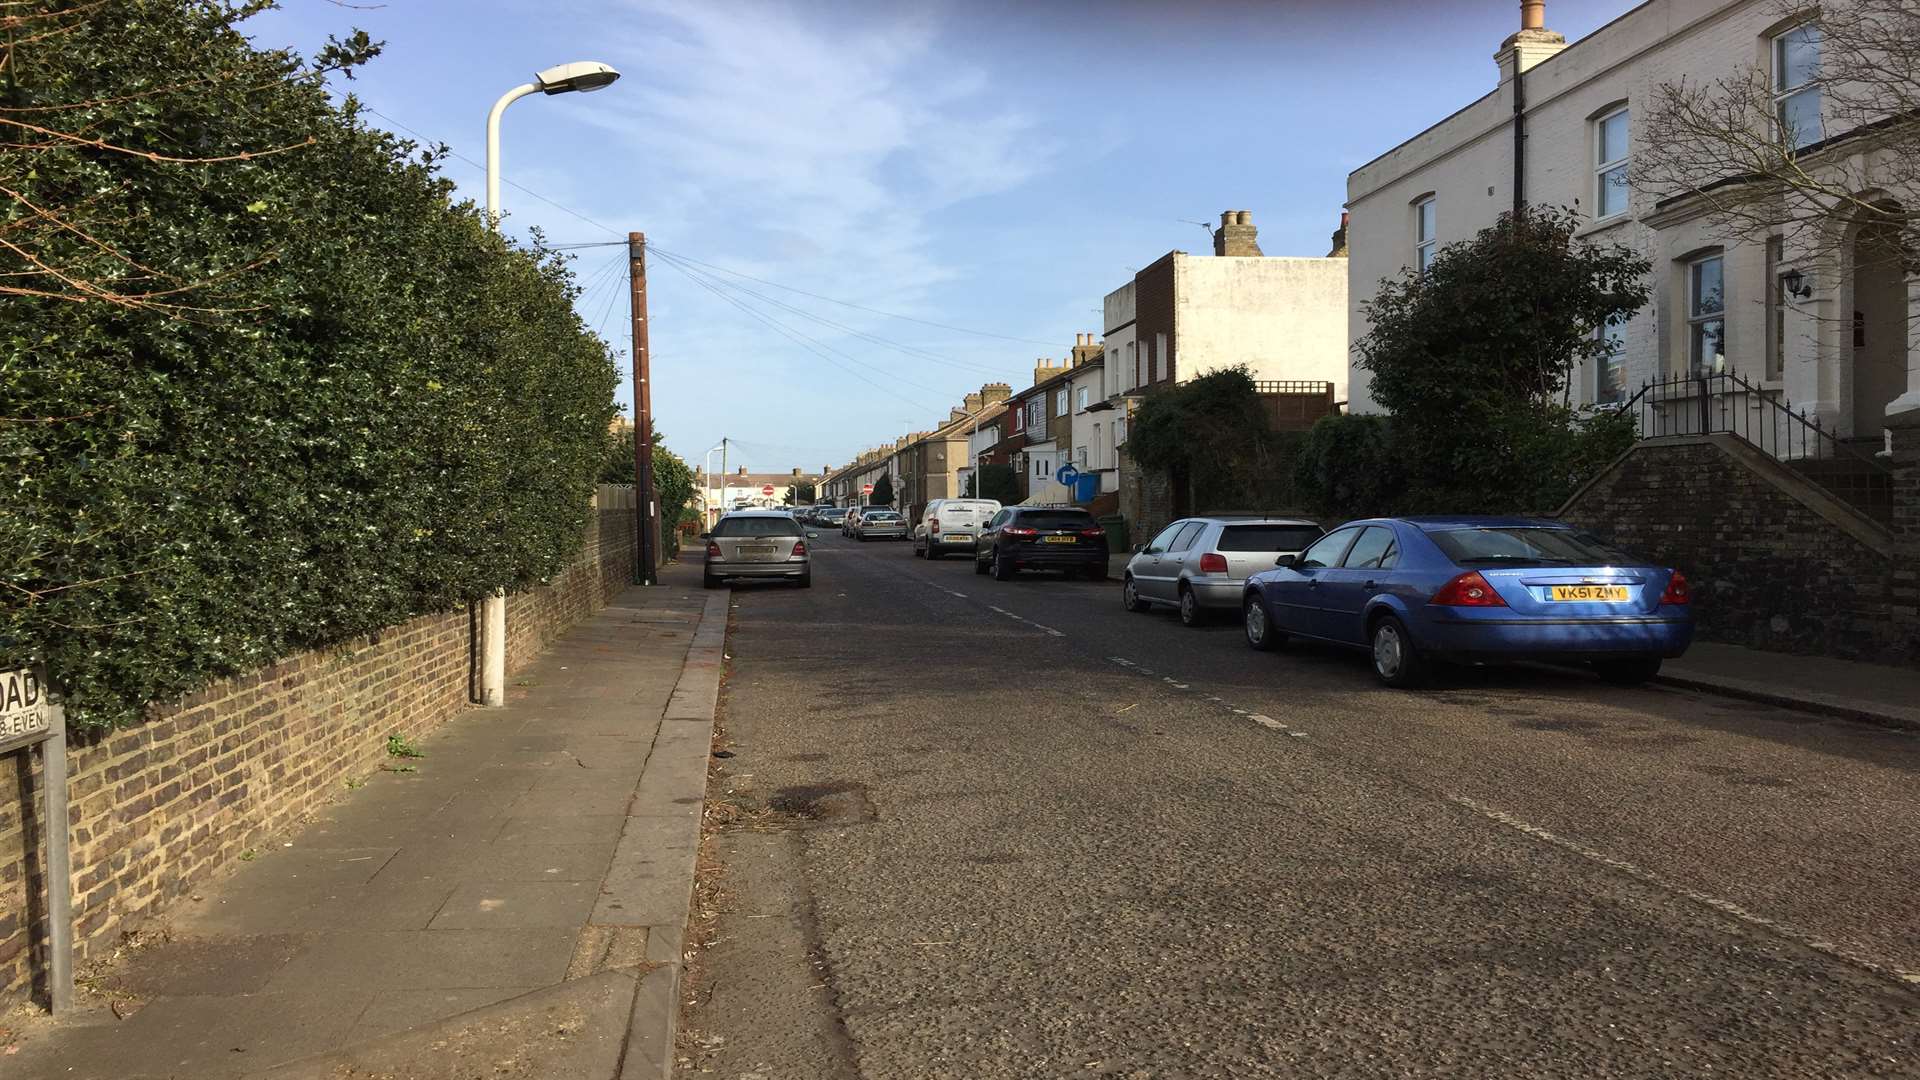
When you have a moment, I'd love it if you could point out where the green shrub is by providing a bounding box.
[1,3,619,729]
[1294,414,1402,520]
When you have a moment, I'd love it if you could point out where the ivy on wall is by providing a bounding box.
[1,2,619,729]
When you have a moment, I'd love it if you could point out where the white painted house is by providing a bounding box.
[1346,0,1920,446]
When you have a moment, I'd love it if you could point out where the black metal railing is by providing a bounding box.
[1252,380,1336,396]
[1621,370,1894,525]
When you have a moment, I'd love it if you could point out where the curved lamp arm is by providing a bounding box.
[484,82,541,228]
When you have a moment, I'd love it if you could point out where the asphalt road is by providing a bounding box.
[677,531,1920,1078]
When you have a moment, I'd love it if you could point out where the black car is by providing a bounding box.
[974,507,1109,580]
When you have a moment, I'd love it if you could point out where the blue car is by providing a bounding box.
[1241,517,1693,688]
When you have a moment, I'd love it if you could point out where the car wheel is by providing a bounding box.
[1595,657,1661,686]
[796,571,812,589]
[1370,615,1426,688]
[974,551,989,575]
[1244,595,1281,651]
[992,550,1014,581]
[1178,585,1205,627]
[1122,576,1148,613]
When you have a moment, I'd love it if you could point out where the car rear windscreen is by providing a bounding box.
[864,512,900,520]
[1218,524,1323,552]
[1019,511,1094,528]
[1425,527,1636,565]
[713,518,804,537]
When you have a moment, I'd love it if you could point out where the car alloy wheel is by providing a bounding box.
[1122,577,1146,613]
[992,550,1013,581]
[1179,587,1202,627]
[1370,616,1424,687]
[1244,596,1276,651]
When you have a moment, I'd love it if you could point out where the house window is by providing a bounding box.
[1076,386,1089,411]
[1414,196,1437,271]
[1140,339,1152,386]
[1127,341,1139,389]
[1766,236,1785,381]
[1055,389,1068,417]
[1594,107,1629,219]
[1596,315,1627,403]
[1091,423,1101,466]
[1076,446,1088,467]
[1154,333,1169,381]
[1687,254,1725,375]
[1774,23,1822,149]
[1025,399,1045,430]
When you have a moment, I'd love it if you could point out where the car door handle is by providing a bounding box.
[1306,580,1319,589]
[1363,580,1378,591]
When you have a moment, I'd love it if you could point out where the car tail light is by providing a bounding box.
[929,517,939,533]
[1080,527,1106,538]
[1430,570,1507,607]
[706,541,722,559]
[791,541,807,557]
[1660,569,1690,605]
[1198,552,1228,574]
[1005,525,1039,537]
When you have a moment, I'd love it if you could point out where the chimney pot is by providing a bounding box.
[791,468,801,476]
[737,466,746,476]
[1522,0,1544,30]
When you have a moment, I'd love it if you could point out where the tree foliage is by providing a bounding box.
[1308,207,1649,517]
[783,482,815,506]
[973,463,1018,504]
[868,473,894,507]
[1,1,620,729]
[1126,367,1294,513]
[601,427,697,536]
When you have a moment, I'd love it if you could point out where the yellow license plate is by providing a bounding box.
[1042,535,1077,544]
[1549,585,1630,602]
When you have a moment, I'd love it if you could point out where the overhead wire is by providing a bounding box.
[649,245,1065,348]
[649,247,1013,379]
[652,254,947,413]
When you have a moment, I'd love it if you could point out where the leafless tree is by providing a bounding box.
[1635,0,1917,296]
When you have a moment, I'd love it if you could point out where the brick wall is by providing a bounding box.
[0,489,636,1009]
[1134,255,1176,389]
[1558,435,1916,664]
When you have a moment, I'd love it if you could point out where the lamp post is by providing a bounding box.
[479,60,621,710]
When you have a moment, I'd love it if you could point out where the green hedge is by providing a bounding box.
[1,3,618,730]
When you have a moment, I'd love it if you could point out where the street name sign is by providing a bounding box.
[0,664,72,1013]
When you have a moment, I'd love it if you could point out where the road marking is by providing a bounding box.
[985,604,1066,638]
[1104,657,1309,737]
[1447,793,1920,990]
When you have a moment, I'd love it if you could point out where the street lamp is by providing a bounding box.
[478,60,621,709]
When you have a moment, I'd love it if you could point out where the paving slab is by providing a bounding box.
[5,577,722,1080]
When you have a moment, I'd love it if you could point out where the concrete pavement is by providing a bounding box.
[4,567,726,1080]
[680,531,1919,1077]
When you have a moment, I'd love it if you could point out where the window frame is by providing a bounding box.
[1772,23,1822,151]
[1298,527,1361,570]
[1076,386,1090,411]
[1056,389,1069,417]
[1168,522,1206,554]
[1340,526,1400,571]
[1687,253,1726,376]
[1593,106,1630,221]
[1414,196,1437,271]
[1595,314,1628,404]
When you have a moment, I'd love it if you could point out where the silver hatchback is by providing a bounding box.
[703,511,815,589]
[1123,517,1323,626]
[854,509,908,541]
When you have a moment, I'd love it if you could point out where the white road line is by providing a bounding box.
[1103,659,1309,737]
[1447,793,1920,990]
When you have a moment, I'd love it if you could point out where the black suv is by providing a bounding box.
[974,507,1109,580]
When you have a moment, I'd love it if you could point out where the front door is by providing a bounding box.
[1851,221,1909,436]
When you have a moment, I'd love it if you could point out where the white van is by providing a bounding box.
[914,498,1002,560]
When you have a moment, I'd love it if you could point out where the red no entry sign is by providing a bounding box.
[761,484,775,496]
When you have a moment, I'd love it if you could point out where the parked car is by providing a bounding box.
[1240,516,1693,688]
[702,510,816,589]
[818,507,848,530]
[854,508,908,541]
[841,506,870,536]
[1123,517,1323,627]
[914,498,1002,560]
[974,507,1109,580]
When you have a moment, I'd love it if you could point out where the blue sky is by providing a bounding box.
[245,0,1629,472]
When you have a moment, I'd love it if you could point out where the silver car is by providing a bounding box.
[1122,517,1323,626]
[854,508,908,541]
[703,510,815,589]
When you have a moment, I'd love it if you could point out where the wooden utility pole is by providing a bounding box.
[629,232,658,585]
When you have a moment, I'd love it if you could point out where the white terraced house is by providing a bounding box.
[1346,0,1920,468]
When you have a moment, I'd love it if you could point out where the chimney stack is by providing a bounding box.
[1070,332,1102,368]
[1498,0,1566,81]
[1034,357,1059,386]
[1328,210,1350,258]
[791,468,801,477]
[1213,210,1262,257]
[737,466,746,476]
[982,381,1012,405]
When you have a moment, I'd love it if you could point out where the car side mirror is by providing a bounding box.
[699,532,712,540]
[1274,553,1296,568]
[1132,544,1145,554]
